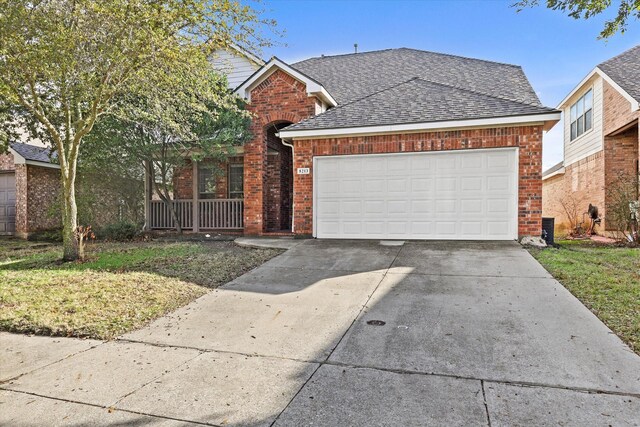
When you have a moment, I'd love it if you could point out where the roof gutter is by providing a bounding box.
[278,112,561,140]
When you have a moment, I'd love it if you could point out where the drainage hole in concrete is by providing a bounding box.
[366,320,386,326]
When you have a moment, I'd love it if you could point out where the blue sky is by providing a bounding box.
[257,0,640,170]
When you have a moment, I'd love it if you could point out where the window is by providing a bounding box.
[228,164,244,199]
[198,165,217,199]
[570,89,593,141]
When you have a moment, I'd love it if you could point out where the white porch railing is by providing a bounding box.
[149,199,243,230]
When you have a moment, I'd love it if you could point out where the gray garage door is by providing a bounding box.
[0,173,16,234]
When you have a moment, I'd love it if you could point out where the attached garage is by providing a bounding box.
[0,172,16,234]
[313,148,518,240]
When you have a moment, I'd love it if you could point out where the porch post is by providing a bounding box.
[143,160,151,231]
[192,160,199,232]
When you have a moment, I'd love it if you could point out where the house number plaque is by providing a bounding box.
[297,168,310,175]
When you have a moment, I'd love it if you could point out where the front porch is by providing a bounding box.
[148,199,244,231]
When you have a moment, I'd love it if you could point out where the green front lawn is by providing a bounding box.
[0,239,282,340]
[529,240,640,354]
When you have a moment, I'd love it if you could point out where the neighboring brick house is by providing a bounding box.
[542,45,639,234]
[0,143,61,237]
[156,48,560,240]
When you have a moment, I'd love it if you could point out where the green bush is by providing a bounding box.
[98,221,140,241]
[28,228,63,242]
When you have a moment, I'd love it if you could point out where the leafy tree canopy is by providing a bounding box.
[0,0,273,259]
[514,0,640,38]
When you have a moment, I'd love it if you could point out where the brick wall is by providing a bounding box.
[244,69,317,234]
[604,126,639,231]
[24,165,61,232]
[292,125,544,237]
[542,151,605,234]
[603,80,640,135]
[14,164,27,234]
[602,80,639,232]
[0,153,15,171]
[173,159,235,200]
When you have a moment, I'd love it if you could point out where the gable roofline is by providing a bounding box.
[278,112,560,140]
[234,57,338,107]
[557,67,639,111]
[8,144,60,169]
[228,43,265,67]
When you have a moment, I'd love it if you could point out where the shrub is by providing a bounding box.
[28,228,63,242]
[97,221,140,241]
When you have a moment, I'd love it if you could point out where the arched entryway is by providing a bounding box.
[264,122,294,232]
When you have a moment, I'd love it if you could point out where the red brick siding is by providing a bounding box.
[0,153,15,171]
[14,164,27,234]
[604,126,639,230]
[25,165,61,232]
[542,151,605,234]
[244,69,317,234]
[292,126,544,237]
[603,80,640,135]
[173,159,237,200]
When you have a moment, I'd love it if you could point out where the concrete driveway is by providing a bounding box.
[2,240,639,426]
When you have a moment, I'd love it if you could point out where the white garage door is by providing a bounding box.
[314,148,518,240]
[0,173,16,234]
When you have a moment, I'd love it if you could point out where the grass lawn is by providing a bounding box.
[0,238,282,340]
[529,240,640,354]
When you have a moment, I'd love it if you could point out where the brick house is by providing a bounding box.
[154,48,560,240]
[0,143,61,237]
[542,45,639,234]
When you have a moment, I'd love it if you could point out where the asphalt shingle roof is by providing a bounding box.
[598,44,640,103]
[284,48,555,131]
[10,142,56,164]
[285,77,556,132]
[292,48,543,106]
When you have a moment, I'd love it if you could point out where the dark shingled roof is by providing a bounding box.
[284,48,556,131]
[598,44,640,103]
[293,48,544,106]
[10,142,56,164]
[285,77,556,132]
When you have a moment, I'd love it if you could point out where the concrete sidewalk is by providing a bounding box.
[2,240,639,426]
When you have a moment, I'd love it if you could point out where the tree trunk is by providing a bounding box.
[62,176,80,261]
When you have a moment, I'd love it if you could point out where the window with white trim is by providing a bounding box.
[570,89,593,141]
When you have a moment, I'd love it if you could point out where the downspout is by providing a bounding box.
[280,136,295,233]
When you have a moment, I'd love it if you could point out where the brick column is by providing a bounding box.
[244,126,266,234]
[517,126,544,237]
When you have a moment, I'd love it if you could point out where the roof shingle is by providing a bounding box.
[292,48,543,106]
[598,44,640,103]
[10,142,56,164]
[284,77,556,132]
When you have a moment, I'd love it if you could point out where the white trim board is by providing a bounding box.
[558,67,639,111]
[279,113,561,140]
[234,57,337,107]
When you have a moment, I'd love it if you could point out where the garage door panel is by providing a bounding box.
[0,173,16,234]
[387,178,408,193]
[363,200,385,215]
[364,179,385,194]
[435,177,457,192]
[315,149,518,240]
[340,179,362,194]
[461,153,484,169]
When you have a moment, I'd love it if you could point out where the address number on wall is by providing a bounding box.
[297,168,310,175]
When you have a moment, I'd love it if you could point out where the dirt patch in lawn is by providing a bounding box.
[0,239,283,340]
[530,240,639,354]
